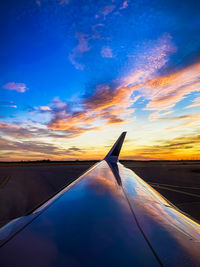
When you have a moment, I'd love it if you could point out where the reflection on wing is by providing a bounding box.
[0,132,200,266]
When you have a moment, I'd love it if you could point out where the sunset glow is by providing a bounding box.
[0,0,200,161]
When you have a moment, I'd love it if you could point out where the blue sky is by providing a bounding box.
[0,0,200,160]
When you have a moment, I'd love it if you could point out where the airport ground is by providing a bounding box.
[0,160,200,227]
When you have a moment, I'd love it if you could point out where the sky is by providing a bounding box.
[0,0,200,161]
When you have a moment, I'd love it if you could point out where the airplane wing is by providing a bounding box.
[0,132,200,266]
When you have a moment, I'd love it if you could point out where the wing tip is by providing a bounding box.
[104,132,127,163]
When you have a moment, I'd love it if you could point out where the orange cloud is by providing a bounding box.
[0,135,85,161]
[142,62,200,111]
[48,86,134,136]
[48,35,178,135]
[68,33,178,133]
[24,33,200,149]
[125,134,200,160]
[83,84,135,125]
[84,84,132,111]
[47,98,99,135]
[122,60,200,124]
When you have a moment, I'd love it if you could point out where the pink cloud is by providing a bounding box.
[0,122,33,138]
[75,33,90,53]
[40,106,51,111]
[3,82,28,93]
[68,53,84,70]
[101,46,113,58]
[126,34,176,80]
[100,5,115,17]
[69,33,91,70]
[120,1,128,10]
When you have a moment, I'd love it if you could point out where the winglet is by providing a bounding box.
[104,132,126,163]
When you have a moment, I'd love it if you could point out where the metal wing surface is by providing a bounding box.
[0,132,200,266]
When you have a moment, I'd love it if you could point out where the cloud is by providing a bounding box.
[8,33,197,145]
[69,33,91,70]
[186,96,200,109]
[48,35,178,136]
[40,106,51,111]
[47,98,99,136]
[33,105,51,112]
[158,135,200,150]
[0,121,80,140]
[3,82,28,93]
[124,54,200,121]
[152,111,200,131]
[82,83,135,124]
[100,5,115,17]
[142,62,200,111]
[168,120,200,131]
[26,33,199,145]
[0,136,84,160]
[166,113,200,131]
[101,46,113,58]
[144,111,200,131]
[83,85,129,111]
[120,1,128,10]
[160,111,200,121]
[149,110,173,121]
[128,134,200,160]
[126,33,176,79]
[75,33,90,53]
[0,123,33,138]
[47,84,134,136]
[0,101,17,108]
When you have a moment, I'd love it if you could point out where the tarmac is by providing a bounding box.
[0,160,199,227]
